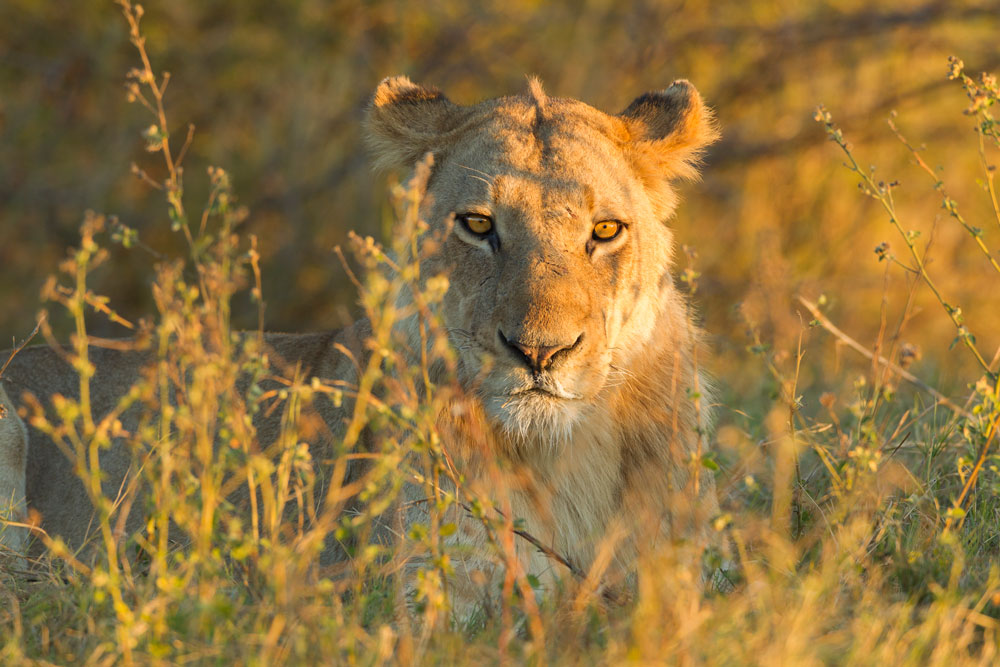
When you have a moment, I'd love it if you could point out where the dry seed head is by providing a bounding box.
[947,56,964,80]
[898,343,921,369]
[980,72,998,94]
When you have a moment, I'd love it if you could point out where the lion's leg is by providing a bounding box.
[0,384,28,565]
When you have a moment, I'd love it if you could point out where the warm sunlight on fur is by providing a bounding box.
[367,75,721,599]
[0,74,721,616]
[5,2,1000,662]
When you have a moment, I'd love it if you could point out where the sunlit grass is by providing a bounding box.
[2,3,1000,665]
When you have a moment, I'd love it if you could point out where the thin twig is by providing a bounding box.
[485,504,626,606]
[797,296,971,419]
[0,316,45,380]
[888,114,1000,276]
[405,493,626,605]
[814,107,992,373]
[175,123,196,168]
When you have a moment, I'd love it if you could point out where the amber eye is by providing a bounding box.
[459,213,494,236]
[592,220,623,241]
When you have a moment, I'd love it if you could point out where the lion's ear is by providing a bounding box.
[619,80,719,181]
[364,76,466,172]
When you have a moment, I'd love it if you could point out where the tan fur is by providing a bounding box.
[0,77,719,602]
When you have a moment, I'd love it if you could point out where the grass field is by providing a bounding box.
[2,0,1000,664]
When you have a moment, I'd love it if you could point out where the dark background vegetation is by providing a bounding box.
[3,0,1000,409]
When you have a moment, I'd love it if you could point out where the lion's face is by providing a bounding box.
[365,77,718,440]
[426,106,673,439]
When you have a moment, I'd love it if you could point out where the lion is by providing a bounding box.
[0,76,719,606]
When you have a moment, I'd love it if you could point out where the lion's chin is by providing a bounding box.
[483,389,586,445]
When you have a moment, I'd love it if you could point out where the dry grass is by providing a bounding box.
[2,1,1000,664]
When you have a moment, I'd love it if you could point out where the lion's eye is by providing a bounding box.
[592,220,623,241]
[459,213,494,236]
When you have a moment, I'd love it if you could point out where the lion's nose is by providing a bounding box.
[498,330,583,373]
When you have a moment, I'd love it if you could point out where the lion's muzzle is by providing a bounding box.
[497,329,584,374]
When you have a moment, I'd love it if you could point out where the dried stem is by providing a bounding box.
[797,295,971,418]
[888,115,1000,277]
[814,106,992,374]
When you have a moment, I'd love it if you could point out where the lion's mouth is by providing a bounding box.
[482,375,589,437]
[511,387,556,398]
[508,384,579,401]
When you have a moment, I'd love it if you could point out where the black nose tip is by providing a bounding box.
[498,329,583,373]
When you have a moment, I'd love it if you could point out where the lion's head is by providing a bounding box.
[365,77,718,442]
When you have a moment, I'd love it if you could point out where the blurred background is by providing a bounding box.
[3,0,1000,417]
